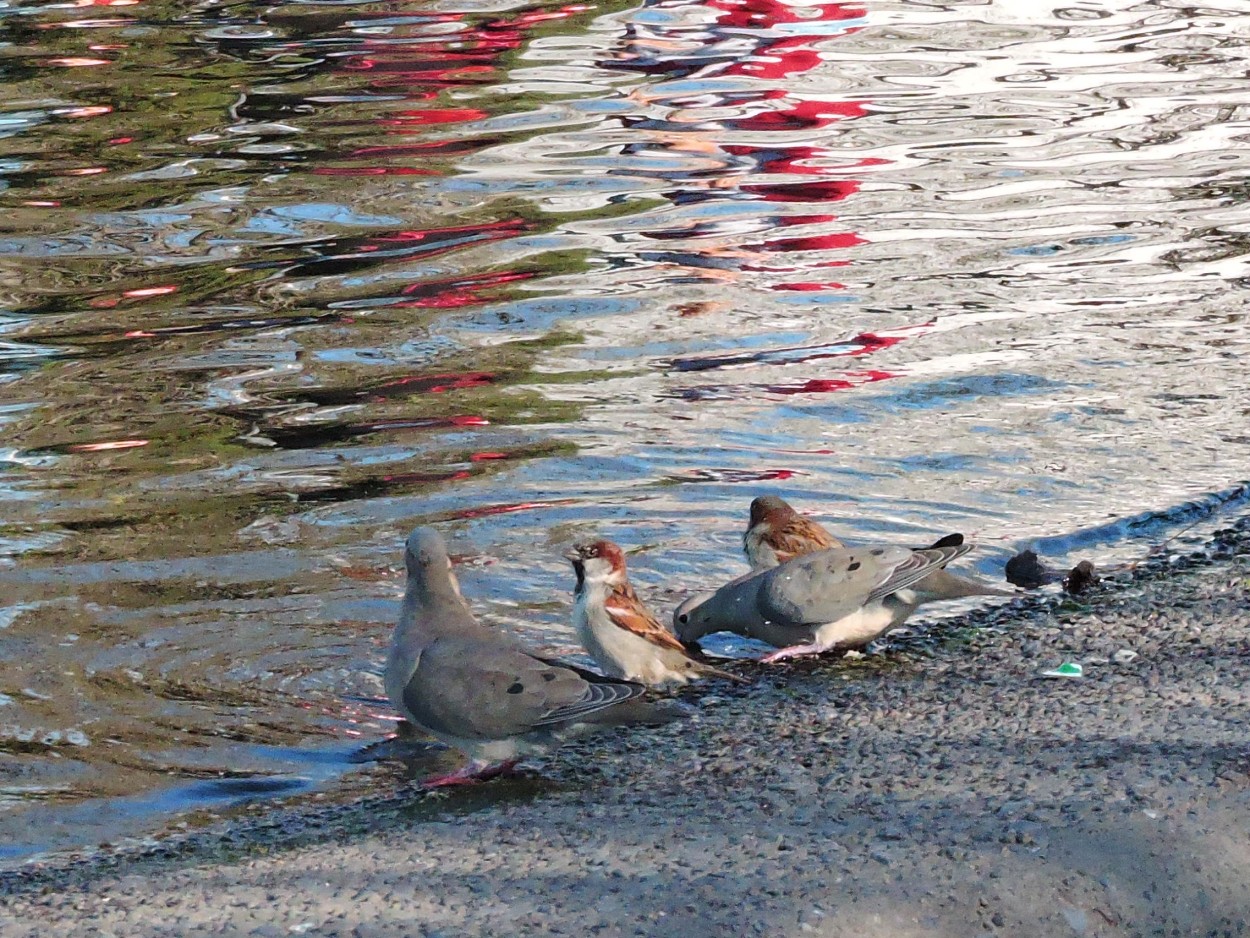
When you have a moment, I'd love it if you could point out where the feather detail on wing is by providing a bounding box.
[864,543,974,603]
[746,516,844,567]
[604,584,690,653]
[767,517,843,562]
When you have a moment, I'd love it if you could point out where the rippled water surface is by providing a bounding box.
[1,0,1249,861]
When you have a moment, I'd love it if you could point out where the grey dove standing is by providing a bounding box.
[674,541,1005,662]
[385,527,686,787]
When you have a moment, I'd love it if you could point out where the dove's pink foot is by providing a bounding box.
[422,759,520,789]
[760,643,828,663]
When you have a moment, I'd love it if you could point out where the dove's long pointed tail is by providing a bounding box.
[575,698,689,728]
[919,568,1016,601]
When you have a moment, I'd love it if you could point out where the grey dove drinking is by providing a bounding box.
[743,495,1014,607]
[385,527,686,787]
[674,541,1003,662]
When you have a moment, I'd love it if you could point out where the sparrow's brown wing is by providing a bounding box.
[769,516,844,562]
[605,584,691,653]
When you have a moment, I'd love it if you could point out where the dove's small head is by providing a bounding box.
[564,539,627,588]
[403,527,458,588]
[748,495,797,530]
[672,591,717,642]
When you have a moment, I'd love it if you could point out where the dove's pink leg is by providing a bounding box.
[760,643,829,663]
[422,759,520,788]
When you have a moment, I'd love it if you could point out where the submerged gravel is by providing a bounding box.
[1,521,1248,937]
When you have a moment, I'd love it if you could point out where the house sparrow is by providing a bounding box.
[385,529,686,788]
[744,495,845,569]
[567,539,745,686]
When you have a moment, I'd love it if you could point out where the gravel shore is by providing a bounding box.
[2,523,1248,937]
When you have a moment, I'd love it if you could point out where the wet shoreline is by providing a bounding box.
[1,516,1247,935]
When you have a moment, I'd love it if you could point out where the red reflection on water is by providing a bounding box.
[378,108,489,127]
[726,147,890,176]
[372,372,497,398]
[713,0,863,28]
[372,219,529,244]
[723,95,867,132]
[740,180,859,202]
[448,499,578,520]
[669,324,929,373]
[504,4,592,26]
[600,0,879,296]
[763,369,900,395]
[718,1,865,81]
[397,269,537,309]
[757,231,866,253]
[232,219,533,277]
[771,281,846,291]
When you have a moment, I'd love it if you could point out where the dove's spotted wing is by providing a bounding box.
[403,636,645,741]
[863,543,973,603]
[755,547,899,627]
[757,544,973,626]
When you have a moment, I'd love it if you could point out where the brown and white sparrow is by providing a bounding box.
[567,539,744,686]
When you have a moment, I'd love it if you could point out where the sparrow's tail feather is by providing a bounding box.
[694,660,750,683]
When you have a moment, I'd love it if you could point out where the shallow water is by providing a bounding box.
[1,0,1248,862]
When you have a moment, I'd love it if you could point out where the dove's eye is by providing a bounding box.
[677,613,689,624]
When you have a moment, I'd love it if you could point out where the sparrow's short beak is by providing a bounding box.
[562,549,581,564]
